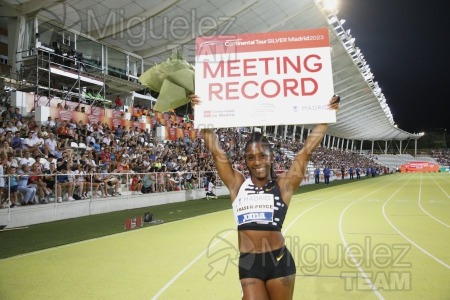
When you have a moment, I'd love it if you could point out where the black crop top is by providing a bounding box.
[232,178,288,231]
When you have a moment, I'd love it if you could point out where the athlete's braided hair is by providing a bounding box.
[244,132,277,180]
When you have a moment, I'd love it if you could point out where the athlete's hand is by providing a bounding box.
[189,94,201,111]
[328,95,340,111]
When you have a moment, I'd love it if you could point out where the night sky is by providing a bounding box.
[338,0,448,134]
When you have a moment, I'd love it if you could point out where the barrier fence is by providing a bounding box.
[1,171,221,209]
[1,167,385,209]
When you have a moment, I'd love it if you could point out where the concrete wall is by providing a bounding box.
[0,187,229,228]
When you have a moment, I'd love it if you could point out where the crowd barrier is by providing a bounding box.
[1,171,222,204]
[0,171,224,227]
[0,168,381,227]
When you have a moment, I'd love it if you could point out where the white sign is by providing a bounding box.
[194,28,336,129]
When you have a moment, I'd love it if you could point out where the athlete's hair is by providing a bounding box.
[244,132,277,179]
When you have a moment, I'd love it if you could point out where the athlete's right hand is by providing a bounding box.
[189,94,201,110]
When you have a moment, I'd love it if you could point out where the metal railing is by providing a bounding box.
[1,171,220,209]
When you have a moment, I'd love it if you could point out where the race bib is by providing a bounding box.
[233,194,274,225]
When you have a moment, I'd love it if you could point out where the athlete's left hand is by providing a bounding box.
[328,95,340,111]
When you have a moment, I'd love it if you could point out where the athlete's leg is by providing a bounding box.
[240,278,269,300]
[266,274,296,300]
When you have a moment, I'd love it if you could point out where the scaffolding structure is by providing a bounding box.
[16,45,109,110]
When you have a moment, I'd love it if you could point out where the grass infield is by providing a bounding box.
[0,176,362,259]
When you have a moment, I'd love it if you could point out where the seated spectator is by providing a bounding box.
[4,152,18,169]
[33,154,47,170]
[57,139,73,156]
[101,134,111,148]
[100,146,111,166]
[183,171,195,190]
[60,149,74,162]
[1,140,15,157]
[14,107,22,121]
[27,119,39,132]
[100,165,121,196]
[95,121,104,134]
[4,121,18,133]
[1,106,16,119]
[73,164,87,199]
[19,150,35,167]
[23,131,43,153]
[130,174,143,194]
[29,163,51,203]
[133,108,142,121]
[56,121,73,139]
[156,166,171,192]
[43,116,56,128]
[2,131,13,144]
[17,164,37,205]
[85,151,97,168]
[44,133,62,158]
[85,134,95,147]
[141,173,155,193]
[56,159,75,201]
[4,166,19,208]
[85,166,108,198]
[43,162,61,201]
[90,141,101,161]
[167,173,180,191]
[32,133,45,155]
[78,153,88,166]
[114,125,124,139]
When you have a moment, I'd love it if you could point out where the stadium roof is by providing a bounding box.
[0,0,423,141]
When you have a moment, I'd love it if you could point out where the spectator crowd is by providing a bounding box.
[1,103,446,209]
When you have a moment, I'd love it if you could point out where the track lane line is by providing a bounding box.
[284,178,390,234]
[382,177,450,270]
[151,229,234,300]
[430,174,450,199]
[337,177,403,300]
[418,174,450,228]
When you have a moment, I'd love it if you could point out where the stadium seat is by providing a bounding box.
[70,142,80,154]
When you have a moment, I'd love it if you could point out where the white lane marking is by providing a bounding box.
[284,177,400,299]
[430,174,450,199]
[337,179,402,300]
[382,179,450,270]
[151,230,234,300]
[418,175,450,228]
[284,178,387,234]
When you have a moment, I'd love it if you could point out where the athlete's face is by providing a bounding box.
[245,142,273,181]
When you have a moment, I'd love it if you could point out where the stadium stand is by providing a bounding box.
[0,101,393,210]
